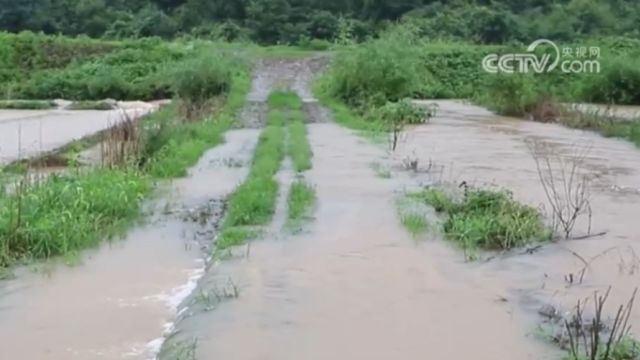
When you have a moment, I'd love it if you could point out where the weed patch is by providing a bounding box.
[413,187,551,251]
[0,169,150,267]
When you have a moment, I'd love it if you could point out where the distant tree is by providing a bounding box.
[246,0,291,44]
[308,10,339,40]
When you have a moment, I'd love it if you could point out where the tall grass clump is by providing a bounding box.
[170,51,239,113]
[413,187,551,252]
[0,169,150,266]
[287,180,316,228]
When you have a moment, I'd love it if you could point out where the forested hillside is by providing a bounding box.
[2,0,640,44]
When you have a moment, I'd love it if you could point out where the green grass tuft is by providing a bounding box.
[268,90,303,110]
[216,227,259,251]
[401,213,429,237]
[288,111,313,172]
[287,180,316,227]
[414,188,551,251]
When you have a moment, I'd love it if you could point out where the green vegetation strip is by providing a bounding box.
[0,52,249,268]
[216,93,287,252]
[216,91,318,251]
[409,187,551,253]
[279,92,316,227]
[0,100,55,110]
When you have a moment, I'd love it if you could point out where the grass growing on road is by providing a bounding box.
[216,94,288,251]
[217,91,318,250]
[412,187,551,251]
[288,109,313,172]
[287,180,316,228]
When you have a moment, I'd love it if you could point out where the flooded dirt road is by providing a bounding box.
[179,121,553,360]
[0,128,260,360]
[2,56,640,360]
[407,99,640,331]
[0,103,157,165]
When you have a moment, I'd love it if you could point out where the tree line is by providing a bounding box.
[1,0,639,44]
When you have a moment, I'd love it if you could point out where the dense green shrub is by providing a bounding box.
[9,40,197,100]
[324,28,426,109]
[476,72,542,116]
[415,44,496,99]
[579,56,640,105]
[169,52,236,105]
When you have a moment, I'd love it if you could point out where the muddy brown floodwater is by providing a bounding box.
[3,56,640,360]
[409,99,640,335]
[0,127,260,359]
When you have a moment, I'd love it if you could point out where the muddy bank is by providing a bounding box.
[0,127,259,360]
[0,101,158,165]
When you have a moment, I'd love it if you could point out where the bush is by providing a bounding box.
[324,26,426,109]
[415,44,495,99]
[477,72,543,116]
[170,52,236,105]
[579,56,640,105]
